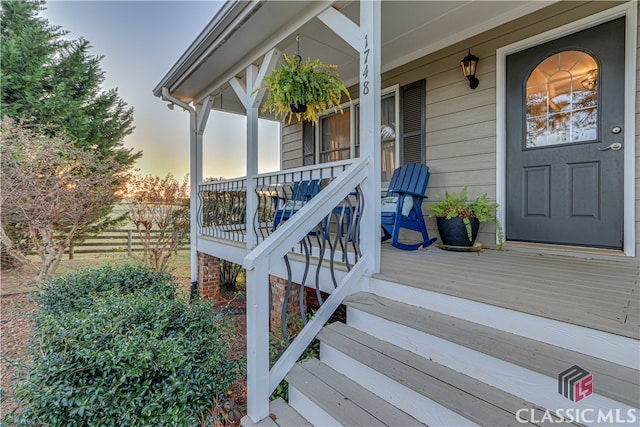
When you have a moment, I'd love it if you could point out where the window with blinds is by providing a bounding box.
[301,79,426,182]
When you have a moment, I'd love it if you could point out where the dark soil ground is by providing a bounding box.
[1,292,37,419]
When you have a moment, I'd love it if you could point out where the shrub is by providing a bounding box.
[220,260,243,292]
[6,265,243,426]
[36,264,177,317]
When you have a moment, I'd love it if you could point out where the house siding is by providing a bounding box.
[635,28,640,258]
[281,121,304,170]
[278,0,638,257]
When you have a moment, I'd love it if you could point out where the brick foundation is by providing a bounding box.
[269,275,305,331]
[197,251,221,301]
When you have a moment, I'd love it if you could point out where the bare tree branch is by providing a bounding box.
[1,118,130,281]
[126,173,190,272]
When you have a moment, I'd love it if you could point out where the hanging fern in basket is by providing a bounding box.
[260,54,351,125]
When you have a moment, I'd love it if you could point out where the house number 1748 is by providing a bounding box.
[362,35,370,95]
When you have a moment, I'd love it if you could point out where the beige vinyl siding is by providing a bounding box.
[636,22,640,257]
[281,122,303,170]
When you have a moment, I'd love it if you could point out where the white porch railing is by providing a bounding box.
[242,157,370,422]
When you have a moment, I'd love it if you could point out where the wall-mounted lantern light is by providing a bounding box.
[460,49,480,90]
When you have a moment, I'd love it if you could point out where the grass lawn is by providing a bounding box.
[1,251,191,296]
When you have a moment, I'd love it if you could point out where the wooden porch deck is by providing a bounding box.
[378,244,639,339]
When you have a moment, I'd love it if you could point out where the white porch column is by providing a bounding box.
[358,0,382,274]
[245,66,260,250]
[230,49,280,422]
[318,2,382,274]
[230,49,280,249]
[161,88,212,285]
[192,97,213,282]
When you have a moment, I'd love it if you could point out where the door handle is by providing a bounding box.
[599,142,622,151]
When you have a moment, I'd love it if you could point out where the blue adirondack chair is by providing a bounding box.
[272,179,321,230]
[381,162,437,250]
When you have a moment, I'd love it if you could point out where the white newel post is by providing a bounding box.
[245,261,270,421]
[359,0,382,274]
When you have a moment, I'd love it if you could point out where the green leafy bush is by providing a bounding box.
[36,264,177,317]
[6,265,243,426]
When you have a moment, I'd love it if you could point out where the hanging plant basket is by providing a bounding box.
[259,54,351,125]
[289,102,307,114]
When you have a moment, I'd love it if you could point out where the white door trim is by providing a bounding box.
[496,1,637,256]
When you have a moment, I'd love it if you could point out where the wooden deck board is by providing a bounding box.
[286,363,386,426]
[299,358,423,427]
[378,245,640,339]
[267,399,312,427]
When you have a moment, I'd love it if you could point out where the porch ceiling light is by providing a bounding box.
[460,49,480,90]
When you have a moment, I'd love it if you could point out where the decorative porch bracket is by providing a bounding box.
[230,48,282,249]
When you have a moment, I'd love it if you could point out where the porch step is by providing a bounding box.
[253,398,311,427]
[343,292,640,409]
[258,289,638,426]
[317,322,575,426]
[285,358,422,426]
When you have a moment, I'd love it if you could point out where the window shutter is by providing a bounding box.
[400,79,425,165]
[302,121,315,165]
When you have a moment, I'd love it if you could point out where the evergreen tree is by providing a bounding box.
[0,0,140,270]
[0,0,138,166]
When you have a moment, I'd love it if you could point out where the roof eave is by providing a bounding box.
[152,0,261,100]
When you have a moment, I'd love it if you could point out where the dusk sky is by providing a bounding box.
[40,0,281,180]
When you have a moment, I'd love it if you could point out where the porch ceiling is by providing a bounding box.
[154,0,554,113]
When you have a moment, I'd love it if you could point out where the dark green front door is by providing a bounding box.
[506,18,625,249]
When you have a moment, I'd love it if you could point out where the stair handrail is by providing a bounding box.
[243,156,370,422]
[268,253,369,393]
[244,156,368,270]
